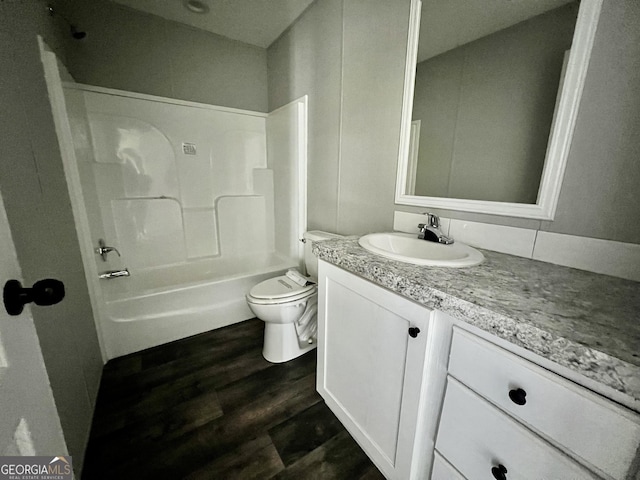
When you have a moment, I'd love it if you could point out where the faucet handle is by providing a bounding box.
[421,212,439,228]
[417,223,428,240]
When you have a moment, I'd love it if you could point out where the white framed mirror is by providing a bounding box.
[396,0,603,219]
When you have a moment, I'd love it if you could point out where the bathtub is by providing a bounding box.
[99,252,297,359]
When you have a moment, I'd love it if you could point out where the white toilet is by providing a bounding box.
[246,231,340,363]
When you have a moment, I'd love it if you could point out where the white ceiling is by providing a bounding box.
[419,0,576,62]
[112,0,315,48]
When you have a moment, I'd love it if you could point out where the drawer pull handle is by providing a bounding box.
[408,327,420,338]
[508,388,527,405]
[491,464,508,480]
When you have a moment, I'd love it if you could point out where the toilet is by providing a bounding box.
[246,231,340,363]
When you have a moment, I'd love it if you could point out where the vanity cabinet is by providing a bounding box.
[317,261,433,480]
[316,259,640,480]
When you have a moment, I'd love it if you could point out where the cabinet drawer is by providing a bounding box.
[436,376,598,479]
[431,451,465,480]
[448,327,640,479]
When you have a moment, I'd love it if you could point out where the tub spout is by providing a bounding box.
[99,268,130,280]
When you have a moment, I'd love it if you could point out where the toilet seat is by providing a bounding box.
[247,275,316,305]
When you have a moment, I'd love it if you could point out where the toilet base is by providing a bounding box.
[263,322,316,363]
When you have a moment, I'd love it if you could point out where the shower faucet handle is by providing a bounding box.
[95,239,121,261]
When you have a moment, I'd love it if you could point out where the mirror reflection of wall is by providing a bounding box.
[410,2,578,203]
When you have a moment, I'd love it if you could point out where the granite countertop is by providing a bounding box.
[313,237,640,406]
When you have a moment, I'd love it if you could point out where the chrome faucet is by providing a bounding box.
[418,213,454,245]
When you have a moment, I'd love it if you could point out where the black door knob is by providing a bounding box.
[408,327,420,338]
[3,279,65,316]
[491,464,508,480]
[508,388,527,406]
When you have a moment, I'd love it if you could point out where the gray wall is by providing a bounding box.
[268,0,344,232]
[412,4,577,204]
[540,0,640,243]
[337,0,411,235]
[268,0,410,235]
[0,2,103,475]
[401,0,640,244]
[56,0,268,112]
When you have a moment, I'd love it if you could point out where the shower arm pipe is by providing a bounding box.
[47,5,87,39]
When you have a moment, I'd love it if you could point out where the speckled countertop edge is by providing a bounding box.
[313,237,640,404]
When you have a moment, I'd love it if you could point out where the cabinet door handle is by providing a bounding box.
[408,327,420,338]
[508,388,527,406]
[491,464,508,480]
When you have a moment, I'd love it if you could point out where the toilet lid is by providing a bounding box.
[249,275,315,300]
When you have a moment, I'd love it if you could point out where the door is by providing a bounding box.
[0,194,67,456]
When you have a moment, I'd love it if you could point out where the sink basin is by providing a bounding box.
[358,232,484,267]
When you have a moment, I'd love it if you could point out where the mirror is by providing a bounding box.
[396,0,603,219]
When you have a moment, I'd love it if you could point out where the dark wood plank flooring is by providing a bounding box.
[82,319,384,479]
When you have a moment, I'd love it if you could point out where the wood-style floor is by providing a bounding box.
[82,319,384,479]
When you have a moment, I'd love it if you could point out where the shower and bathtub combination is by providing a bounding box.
[42,47,309,360]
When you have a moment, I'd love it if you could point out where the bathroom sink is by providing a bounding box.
[358,232,484,267]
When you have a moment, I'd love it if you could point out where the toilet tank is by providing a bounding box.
[303,230,342,279]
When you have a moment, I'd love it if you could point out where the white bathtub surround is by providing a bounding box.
[267,99,308,264]
[393,211,640,282]
[45,44,309,360]
[80,89,272,272]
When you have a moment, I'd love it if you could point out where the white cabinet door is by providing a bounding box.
[317,261,431,480]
